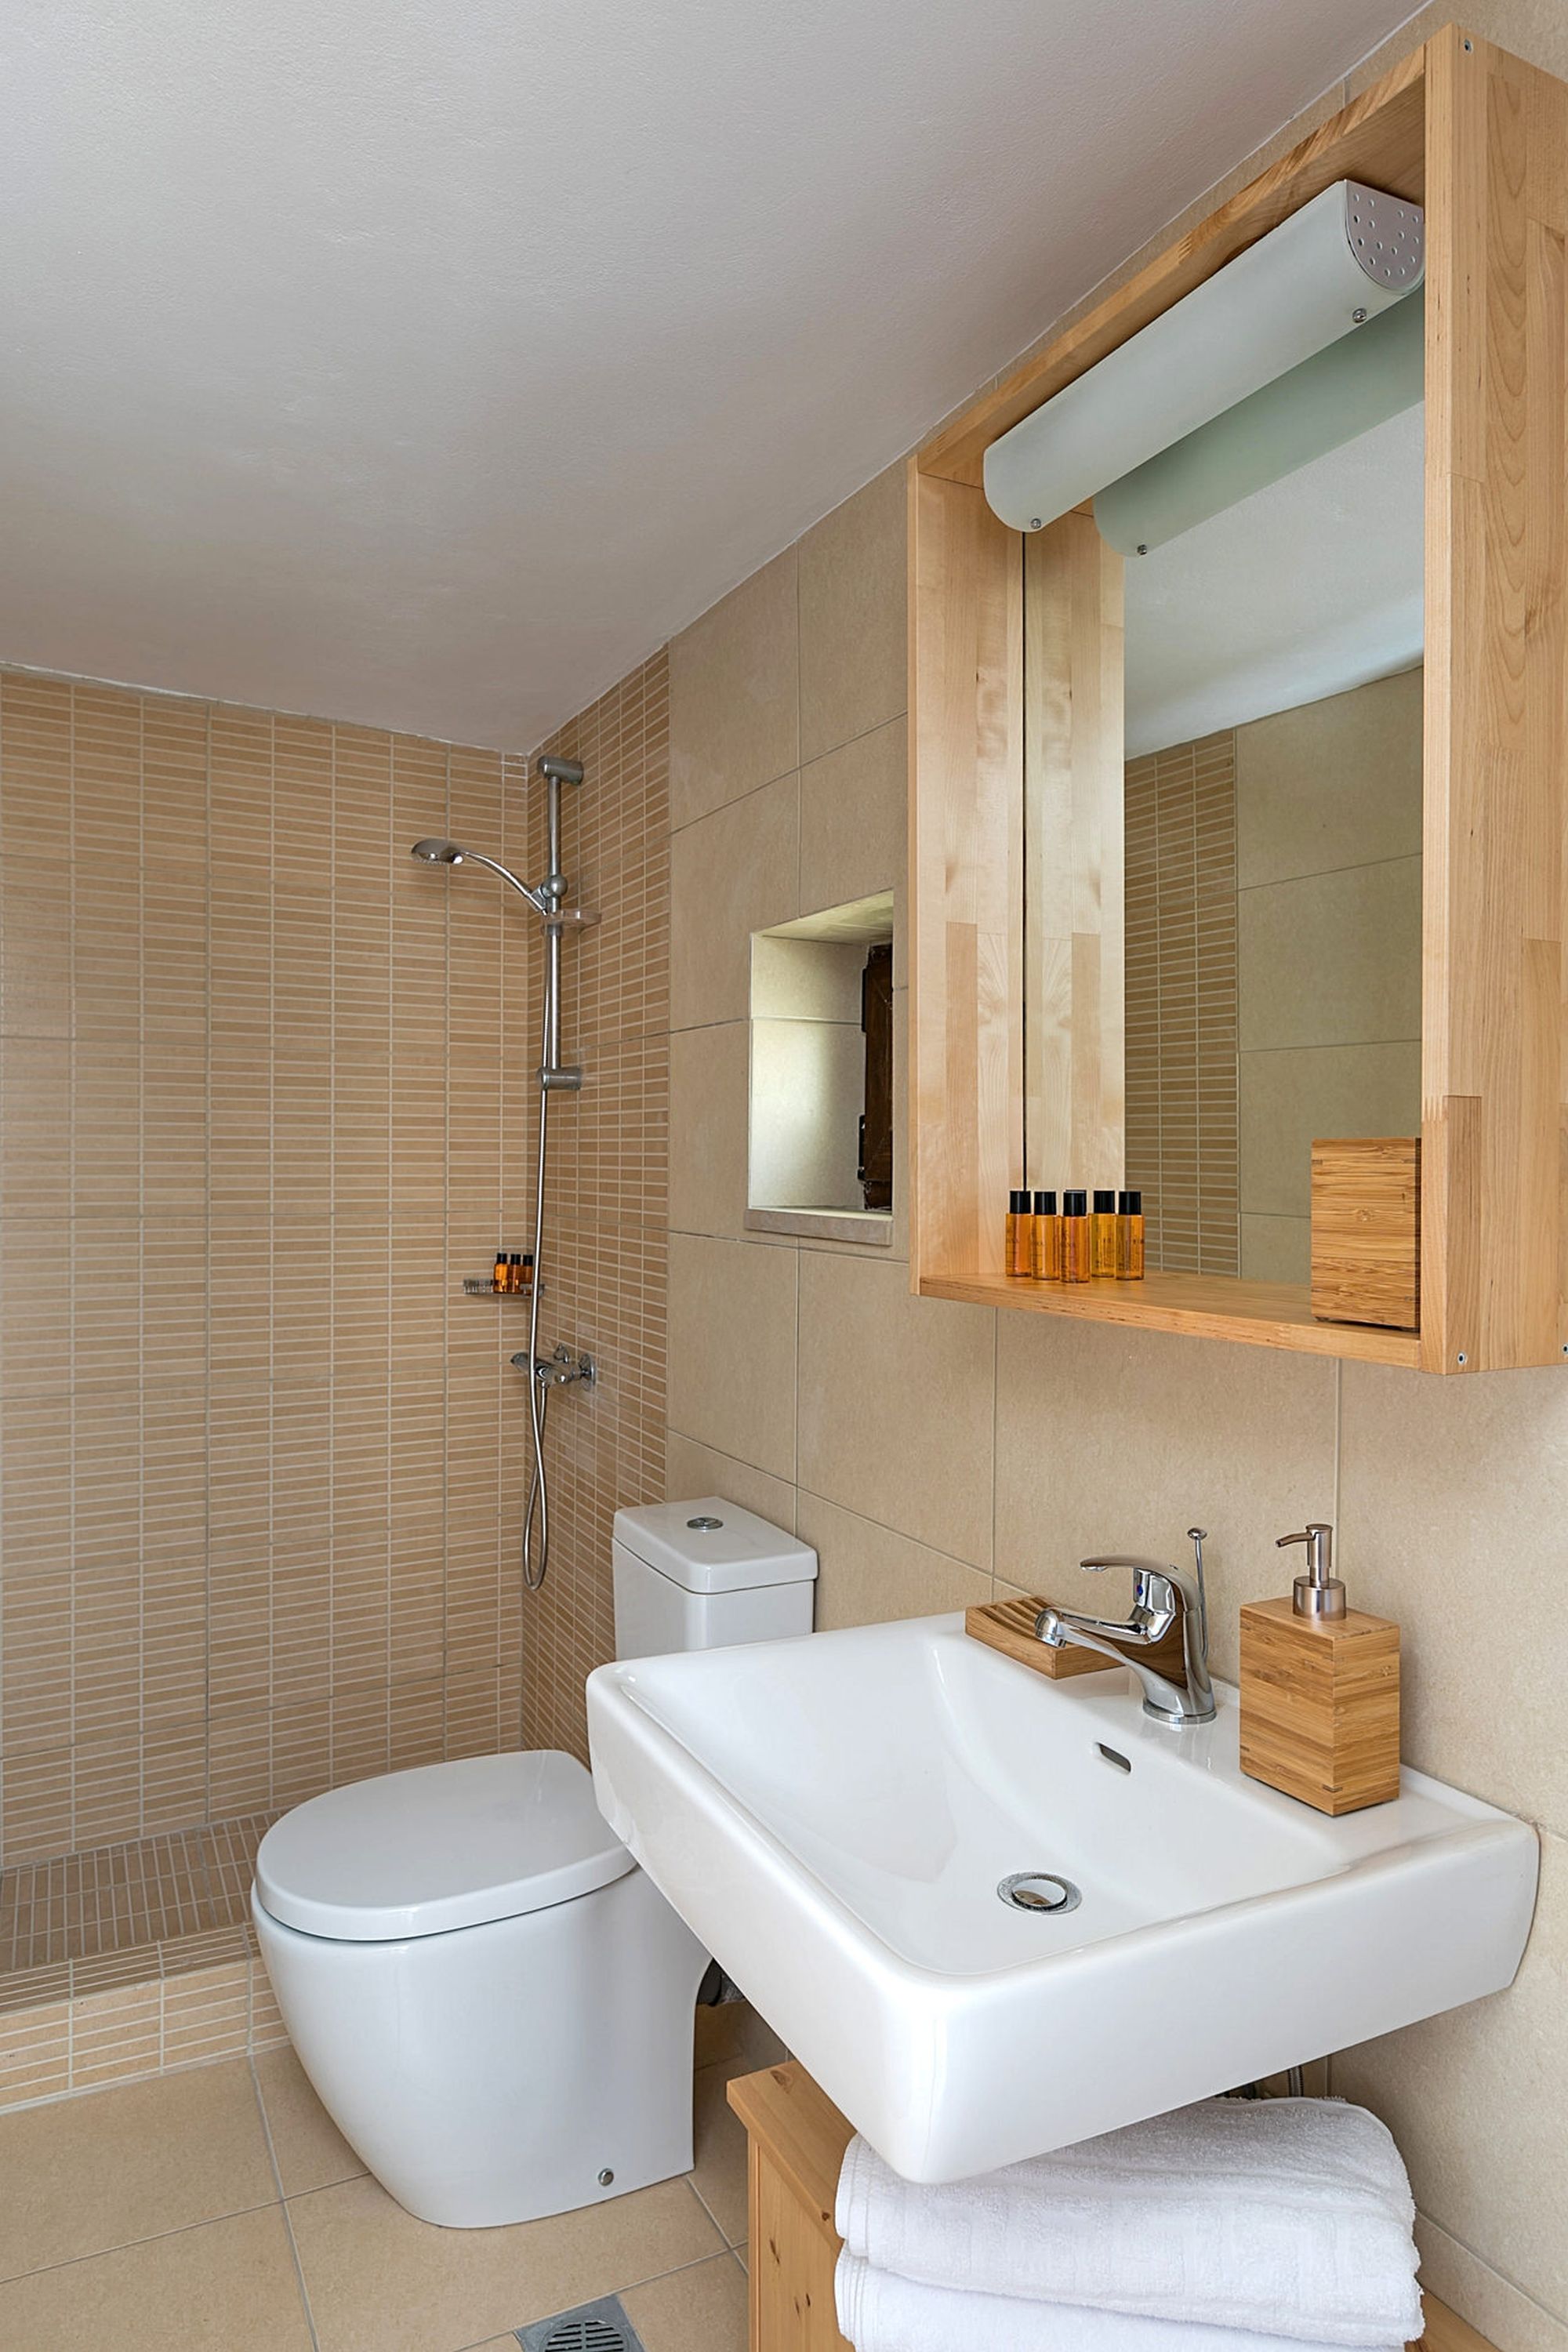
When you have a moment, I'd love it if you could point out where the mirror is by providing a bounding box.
[1022,376,1424,1285]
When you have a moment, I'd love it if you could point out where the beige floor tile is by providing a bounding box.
[0,2205,313,2350]
[691,2065,750,2243]
[622,2248,750,2352]
[0,2054,275,2281]
[255,2043,368,2194]
[289,2170,723,2352]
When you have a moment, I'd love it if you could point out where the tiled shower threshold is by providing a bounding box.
[0,1814,289,2110]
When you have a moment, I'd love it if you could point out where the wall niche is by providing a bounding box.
[746,891,895,1245]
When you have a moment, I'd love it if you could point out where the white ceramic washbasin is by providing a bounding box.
[587,1613,1538,2181]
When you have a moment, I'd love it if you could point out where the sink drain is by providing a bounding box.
[998,1871,1082,1915]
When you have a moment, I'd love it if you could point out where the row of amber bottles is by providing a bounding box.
[1005,1189,1145,1281]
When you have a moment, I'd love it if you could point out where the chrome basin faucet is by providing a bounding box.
[1035,1530,1216,1726]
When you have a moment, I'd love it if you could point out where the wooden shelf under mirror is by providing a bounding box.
[909,26,1568,1374]
[920,1269,1421,1368]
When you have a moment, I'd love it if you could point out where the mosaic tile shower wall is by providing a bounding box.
[520,654,670,1759]
[0,669,535,1863]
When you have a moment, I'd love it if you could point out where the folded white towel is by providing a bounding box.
[834,2253,1413,2352]
[836,2100,1421,2349]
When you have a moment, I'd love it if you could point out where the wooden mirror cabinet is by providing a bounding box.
[909,25,1568,1375]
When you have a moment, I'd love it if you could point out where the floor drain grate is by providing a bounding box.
[517,2293,647,2352]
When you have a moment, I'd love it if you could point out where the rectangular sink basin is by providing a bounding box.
[587,1614,1537,2181]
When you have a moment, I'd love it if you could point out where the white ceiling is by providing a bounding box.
[1123,405,1425,755]
[2,0,1418,750]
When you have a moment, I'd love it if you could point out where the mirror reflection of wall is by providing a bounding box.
[1022,371,1425,1284]
[1120,405,1423,1283]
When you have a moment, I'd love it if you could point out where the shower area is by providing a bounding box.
[0,652,671,2105]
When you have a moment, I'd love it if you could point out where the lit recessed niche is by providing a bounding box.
[746,891,895,1245]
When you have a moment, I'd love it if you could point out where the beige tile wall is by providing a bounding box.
[0,670,532,1860]
[1236,667,1423,1282]
[1126,670,1423,1284]
[1124,732,1240,1276]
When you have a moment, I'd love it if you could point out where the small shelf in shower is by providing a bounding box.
[460,1277,543,1299]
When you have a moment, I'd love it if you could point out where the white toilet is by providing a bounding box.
[252,1499,816,2229]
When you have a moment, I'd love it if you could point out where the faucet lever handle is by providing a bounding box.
[1077,1555,1178,1576]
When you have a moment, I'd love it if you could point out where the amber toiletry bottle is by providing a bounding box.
[506,1251,524,1294]
[1091,1189,1119,1279]
[1117,1189,1145,1279]
[1062,1190,1091,1282]
[493,1249,510,1294]
[521,1252,535,1294]
[1031,1190,1064,1282]
[1007,1189,1033,1276]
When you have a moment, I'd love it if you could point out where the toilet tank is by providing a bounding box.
[612,1498,817,1661]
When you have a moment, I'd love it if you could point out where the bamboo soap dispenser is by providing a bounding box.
[1239,1523,1400,1816]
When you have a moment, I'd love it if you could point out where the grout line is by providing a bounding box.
[685,2172,735,2249]
[1,2194,285,2285]
[246,2045,323,2350]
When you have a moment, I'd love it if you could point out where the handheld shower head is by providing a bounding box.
[410,838,467,865]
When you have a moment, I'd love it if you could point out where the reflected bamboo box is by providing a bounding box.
[1310,1136,1420,1330]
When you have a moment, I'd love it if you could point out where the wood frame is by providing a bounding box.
[909,25,1568,1373]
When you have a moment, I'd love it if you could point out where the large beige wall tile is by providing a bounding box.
[671,774,799,1031]
[796,1253,993,1566]
[670,1022,750,1241]
[798,465,907,764]
[1236,667,1423,889]
[665,1429,798,1533]
[1239,858,1421,1051]
[1240,1040,1420,1218]
[1339,1363,1568,1834]
[1415,2216,1568,2352]
[994,1317,1336,1678]
[1240,1213,1309,1283]
[670,549,800,830]
[1334,1828,1568,2332]
[800,717,907,962]
[668,1233,797,1481]
[797,1493,989,1630]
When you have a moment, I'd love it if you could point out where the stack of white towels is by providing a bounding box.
[834,2097,1425,2352]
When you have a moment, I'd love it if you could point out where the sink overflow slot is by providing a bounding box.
[1097,1742,1132,1774]
[998,1871,1083,1915]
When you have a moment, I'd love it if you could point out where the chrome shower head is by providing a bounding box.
[410,838,468,865]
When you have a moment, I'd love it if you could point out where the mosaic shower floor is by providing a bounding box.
[0,1813,278,1976]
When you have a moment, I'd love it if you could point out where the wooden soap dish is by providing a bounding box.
[965,1593,1120,1679]
[967,1592,1189,1684]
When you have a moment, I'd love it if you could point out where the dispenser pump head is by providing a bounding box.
[1277,1521,1347,1620]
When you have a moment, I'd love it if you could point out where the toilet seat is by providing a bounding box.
[254,1749,634,1942]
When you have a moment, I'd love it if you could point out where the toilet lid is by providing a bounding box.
[253,1750,637,1941]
